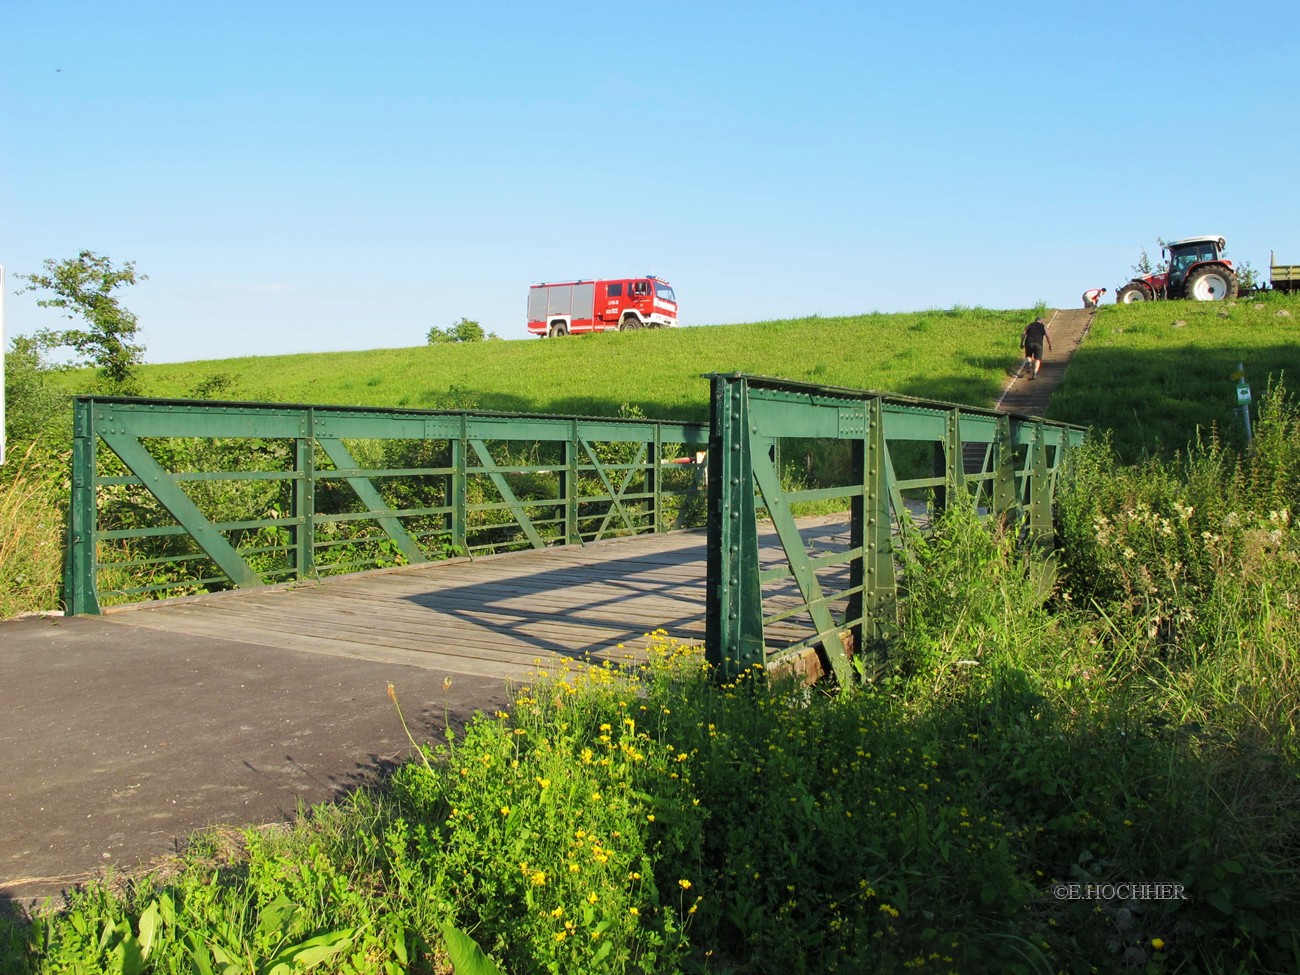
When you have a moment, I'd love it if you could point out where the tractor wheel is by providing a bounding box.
[548,321,569,338]
[1117,283,1152,304]
[1185,266,1238,302]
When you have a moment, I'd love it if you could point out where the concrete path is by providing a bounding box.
[997,307,1094,417]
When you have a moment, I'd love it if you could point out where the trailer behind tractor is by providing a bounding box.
[1271,252,1300,294]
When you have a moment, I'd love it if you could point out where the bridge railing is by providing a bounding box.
[64,397,709,614]
[703,374,1087,685]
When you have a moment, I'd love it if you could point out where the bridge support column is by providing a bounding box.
[292,410,316,579]
[63,399,100,615]
[705,376,764,680]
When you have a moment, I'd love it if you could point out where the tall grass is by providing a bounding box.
[1056,380,1300,759]
[0,443,65,618]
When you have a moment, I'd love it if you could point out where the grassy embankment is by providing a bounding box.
[111,305,1030,421]
[3,296,1300,972]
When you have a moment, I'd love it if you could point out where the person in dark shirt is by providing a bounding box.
[1020,317,1052,380]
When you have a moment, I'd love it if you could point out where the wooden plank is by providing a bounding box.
[240,566,709,623]
[106,515,854,674]
[301,594,707,636]
[157,596,686,656]
[103,613,539,680]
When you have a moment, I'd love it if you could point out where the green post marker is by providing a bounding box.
[1233,362,1253,443]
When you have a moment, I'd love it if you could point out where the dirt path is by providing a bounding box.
[996,307,1094,416]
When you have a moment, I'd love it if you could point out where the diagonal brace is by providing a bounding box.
[749,435,854,685]
[100,432,261,589]
[317,439,426,564]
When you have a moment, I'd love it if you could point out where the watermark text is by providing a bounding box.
[1052,883,1187,901]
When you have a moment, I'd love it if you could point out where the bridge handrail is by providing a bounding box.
[64,396,709,615]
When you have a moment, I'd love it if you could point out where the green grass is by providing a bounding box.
[1047,293,1300,461]
[50,296,1300,464]
[58,307,1034,422]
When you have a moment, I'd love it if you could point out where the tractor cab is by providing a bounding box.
[1165,236,1227,290]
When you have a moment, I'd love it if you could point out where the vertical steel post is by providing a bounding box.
[292,408,317,579]
[863,397,897,652]
[706,376,764,679]
[1028,422,1053,552]
[649,425,661,532]
[564,420,579,544]
[451,415,467,555]
[946,409,964,505]
[992,414,1017,527]
[63,399,100,615]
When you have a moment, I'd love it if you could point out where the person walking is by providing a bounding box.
[1082,287,1106,308]
[1020,316,1052,380]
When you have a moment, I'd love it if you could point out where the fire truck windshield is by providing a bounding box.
[654,282,676,302]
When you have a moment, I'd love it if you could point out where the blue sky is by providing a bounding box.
[2,0,1296,364]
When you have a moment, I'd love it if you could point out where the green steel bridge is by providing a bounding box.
[63,375,1085,685]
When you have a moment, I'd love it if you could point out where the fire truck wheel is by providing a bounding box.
[618,318,642,331]
[548,322,569,337]
[1116,283,1151,304]
[1185,266,1239,302]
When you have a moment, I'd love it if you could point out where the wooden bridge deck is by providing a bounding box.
[102,516,856,681]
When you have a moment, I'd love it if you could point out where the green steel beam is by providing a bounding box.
[468,438,547,550]
[649,427,662,532]
[451,418,467,554]
[97,430,261,589]
[76,398,709,450]
[316,437,426,565]
[706,376,764,679]
[292,412,317,579]
[947,409,964,503]
[749,431,853,685]
[993,414,1018,525]
[863,397,897,650]
[562,422,579,545]
[63,400,100,615]
[1028,423,1053,551]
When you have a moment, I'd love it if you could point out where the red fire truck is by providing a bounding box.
[527,276,677,337]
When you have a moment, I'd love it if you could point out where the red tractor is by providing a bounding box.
[1117,235,1239,303]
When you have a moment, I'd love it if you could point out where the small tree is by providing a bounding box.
[17,251,147,387]
[427,317,497,344]
[1236,260,1260,294]
[3,337,65,443]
